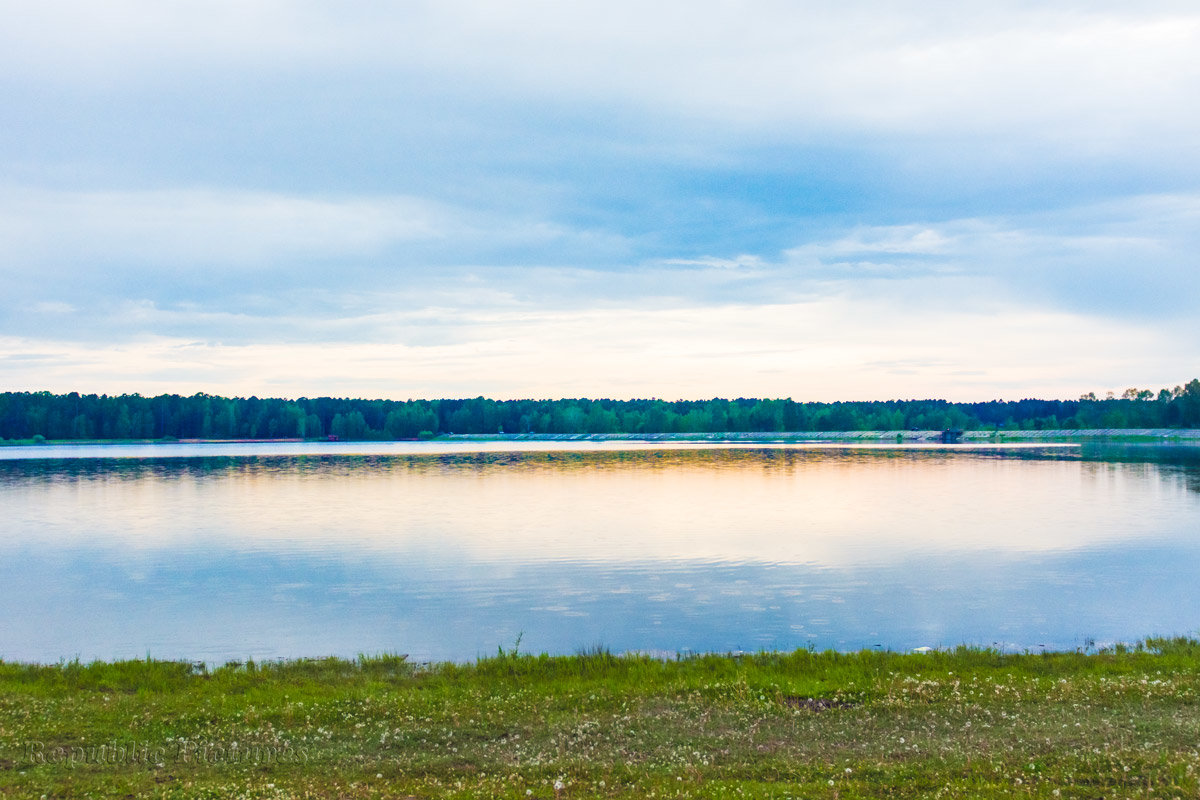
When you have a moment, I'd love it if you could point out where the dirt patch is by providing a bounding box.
[781,695,856,712]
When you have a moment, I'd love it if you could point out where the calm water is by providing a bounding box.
[1,441,1198,663]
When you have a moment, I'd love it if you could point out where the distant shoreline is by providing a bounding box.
[442,428,1200,443]
[4,428,1200,447]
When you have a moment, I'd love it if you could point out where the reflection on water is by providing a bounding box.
[1,444,1198,662]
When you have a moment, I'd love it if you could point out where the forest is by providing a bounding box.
[1,380,1198,442]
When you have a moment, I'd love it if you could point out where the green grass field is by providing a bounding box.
[3,639,1200,798]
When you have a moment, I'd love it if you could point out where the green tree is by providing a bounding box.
[331,411,369,440]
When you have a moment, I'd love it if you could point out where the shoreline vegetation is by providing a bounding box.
[4,640,1200,798]
[2,381,1199,443]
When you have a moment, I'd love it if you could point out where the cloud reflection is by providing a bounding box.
[3,446,1200,662]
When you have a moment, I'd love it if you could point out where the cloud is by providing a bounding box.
[5,2,1199,149]
[772,195,1200,320]
[0,185,634,331]
[0,296,1187,402]
[0,4,1196,399]
[2,183,1196,355]
[0,187,444,269]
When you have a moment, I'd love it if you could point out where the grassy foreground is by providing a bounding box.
[3,641,1200,799]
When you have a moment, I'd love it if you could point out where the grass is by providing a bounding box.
[3,639,1200,798]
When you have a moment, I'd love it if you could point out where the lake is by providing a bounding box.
[1,441,1198,664]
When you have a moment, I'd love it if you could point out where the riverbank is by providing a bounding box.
[444,428,1200,444]
[4,428,1200,448]
[4,641,1199,798]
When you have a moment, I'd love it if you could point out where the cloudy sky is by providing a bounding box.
[2,1,1197,401]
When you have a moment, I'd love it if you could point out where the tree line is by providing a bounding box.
[1,380,1198,442]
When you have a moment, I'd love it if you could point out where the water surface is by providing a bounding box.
[1,442,1197,662]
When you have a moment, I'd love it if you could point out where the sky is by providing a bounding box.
[1,1,1198,402]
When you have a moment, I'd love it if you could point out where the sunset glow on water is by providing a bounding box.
[2,442,1198,663]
